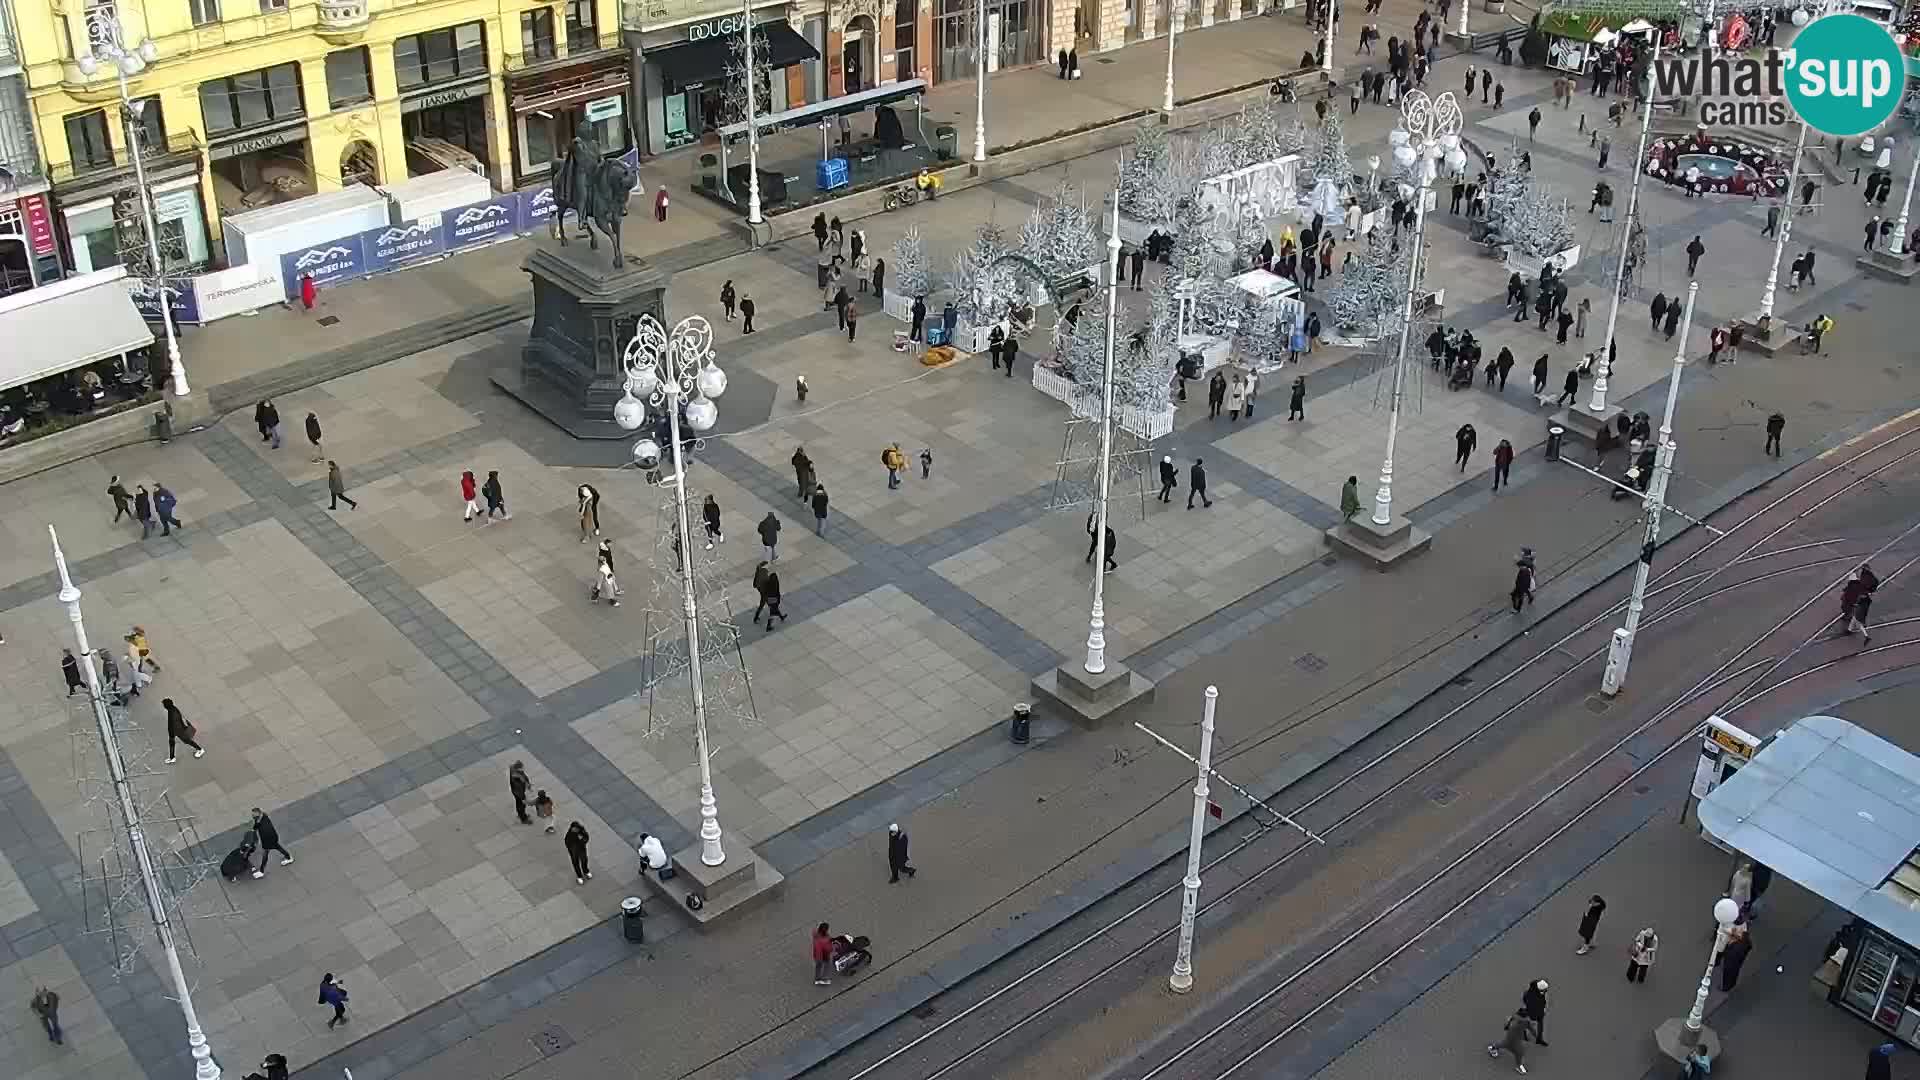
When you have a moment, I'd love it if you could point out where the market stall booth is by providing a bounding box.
[1698,714,1920,1046]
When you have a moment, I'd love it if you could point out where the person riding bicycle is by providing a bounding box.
[915,168,941,200]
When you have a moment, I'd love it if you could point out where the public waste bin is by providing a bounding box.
[621,896,645,943]
[1009,703,1032,745]
[1546,425,1564,462]
[934,125,958,160]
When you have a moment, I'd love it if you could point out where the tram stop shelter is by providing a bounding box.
[1698,714,1920,1047]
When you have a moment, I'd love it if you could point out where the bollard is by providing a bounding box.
[1009,703,1032,745]
[1546,425,1564,462]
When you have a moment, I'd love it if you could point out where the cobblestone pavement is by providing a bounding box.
[0,5,1910,1079]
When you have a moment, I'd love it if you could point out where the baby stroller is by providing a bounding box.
[1448,361,1476,391]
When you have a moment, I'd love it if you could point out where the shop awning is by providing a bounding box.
[1699,714,1920,947]
[0,267,154,393]
[652,20,819,88]
[717,79,929,139]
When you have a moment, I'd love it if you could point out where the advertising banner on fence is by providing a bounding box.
[194,264,287,322]
[128,279,202,326]
[279,238,368,298]
[362,218,447,274]
[445,194,522,251]
[519,185,557,234]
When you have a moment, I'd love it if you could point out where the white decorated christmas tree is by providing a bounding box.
[892,226,931,298]
[1504,184,1575,259]
[1312,112,1352,192]
[1230,198,1270,271]
[1233,98,1286,168]
[1325,232,1408,338]
[1197,124,1238,181]
[1019,179,1102,278]
[1481,150,1531,240]
[947,221,1020,327]
[1118,120,1176,226]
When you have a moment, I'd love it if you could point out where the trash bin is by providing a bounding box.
[934,124,958,160]
[1009,703,1032,745]
[621,896,645,943]
[1545,425,1564,462]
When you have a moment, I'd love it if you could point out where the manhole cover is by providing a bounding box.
[1585,695,1613,714]
[531,1024,574,1057]
[1295,652,1328,672]
[910,1003,938,1020]
[316,315,340,326]
[1428,785,1458,806]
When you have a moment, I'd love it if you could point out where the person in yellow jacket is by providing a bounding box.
[881,444,906,489]
[915,168,942,200]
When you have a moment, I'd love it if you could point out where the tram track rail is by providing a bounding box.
[802,423,1920,1080]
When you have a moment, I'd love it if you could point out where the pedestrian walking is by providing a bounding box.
[909,296,926,341]
[318,974,348,1029]
[107,475,132,523]
[813,923,835,985]
[1288,375,1306,420]
[887,822,917,882]
[1481,68,1492,103]
[1718,924,1752,991]
[654,187,669,221]
[793,447,815,500]
[1575,297,1590,339]
[533,790,556,833]
[988,324,1005,370]
[1556,367,1581,407]
[305,413,323,462]
[1341,475,1362,520]
[881,443,906,489]
[1002,334,1018,378]
[758,511,781,562]
[482,470,510,520]
[261,1054,291,1080]
[1207,371,1228,419]
[249,808,294,876]
[577,484,601,541]
[62,648,84,696]
[811,484,830,535]
[565,822,592,884]
[1532,354,1549,395]
[1628,925,1658,982]
[1158,456,1178,503]
[30,986,62,1045]
[757,564,786,629]
[98,649,126,700]
[461,470,481,521]
[697,493,724,549]
[1495,81,1505,108]
[918,448,934,479]
[1496,349,1515,390]
[1129,245,1146,289]
[1765,412,1785,457]
[1840,565,1878,641]
[1187,458,1212,509]
[1686,235,1706,276]
[326,462,357,510]
[1492,439,1514,490]
[1663,303,1681,340]
[1556,308,1574,344]
[796,374,809,403]
[509,761,532,823]
[591,543,621,606]
[258,400,282,448]
[1487,1008,1537,1073]
[1454,423,1478,471]
[1650,292,1668,334]
[162,698,203,763]
[1867,1042,1896,1080]
[1866,217,1881,252]
[846,297,859,341]
[741,294,757,334]
[721,279,737,321]
[147,482,182,536]
[1528,106,1541,139]
[1576,894,1606,954]
[811,212,828,251]
[1511,560,1536,613]
[1520,979,1550,1045]
[833,284,850,328]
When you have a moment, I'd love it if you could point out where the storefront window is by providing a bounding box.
[200,63,305,135]
[64,109,113,171]
[566,0,597,51]
[895,0,917,81]
[522,10,557,61]
[395,22,488,91]
[325,48,375,109]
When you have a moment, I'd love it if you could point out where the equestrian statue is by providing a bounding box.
[550,135,638,268]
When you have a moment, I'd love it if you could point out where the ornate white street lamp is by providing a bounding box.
[1163,3,1179,114]
[614,314,731,867]
[1588,37,1660,419]
[974,0,988,163]
[1885,146,1920,257]
[1372,90,1465,527]
[740,0,763,225]
[76,10,188,398]
[1681,897,1744,1046]
[1084,191,1123,674]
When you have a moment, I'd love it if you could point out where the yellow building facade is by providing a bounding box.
[16,0,624,261]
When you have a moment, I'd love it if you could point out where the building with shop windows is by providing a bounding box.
[0,0,59,296]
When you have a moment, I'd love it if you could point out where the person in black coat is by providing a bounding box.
[811,484,830,536]
[1454,423,1478,470]
[1158,455,1178,503]
[811,213,829,251]
[740,294,757,334]
[1650,292,1668,334]
[888,822,917,881]
[1663,303,1682,339]
[1130,246,1147,289]
[250,808,293,876]
[910,297,927,341]
[872,257,886,297]
[564,822,592,884]
[1719,925,1752,991]
[1532,353,1550,395]
[1187,459,1212,509]
[1521,979,1550,1045]
[1558,368,1580,406]
[304,412,324,463]
[163,698,203,762]
[1576,894,1606,954]
[756,565,787,628]
[62,649,83,696]
[1001,334,1019,378]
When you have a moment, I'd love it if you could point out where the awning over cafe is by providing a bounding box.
[0,266,154,393]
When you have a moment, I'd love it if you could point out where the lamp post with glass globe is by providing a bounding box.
[75,10,188,398]
[613,313,731,868]
[1654,896,1742,1062]
[1371,91,1465,530]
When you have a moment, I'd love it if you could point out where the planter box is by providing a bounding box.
[1504,244,1581,276]
[883,288,917,321]
[1116,213,1157,247]
[1032,365,1177,439]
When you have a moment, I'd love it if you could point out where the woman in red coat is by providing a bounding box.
[654,187,669,222]
[460,470,480,522]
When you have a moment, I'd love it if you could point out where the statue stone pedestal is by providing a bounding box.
[489,238,669,439]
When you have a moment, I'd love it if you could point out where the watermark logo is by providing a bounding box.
[1651,13,1903,137]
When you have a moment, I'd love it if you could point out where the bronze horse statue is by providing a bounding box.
[550,135,638,268]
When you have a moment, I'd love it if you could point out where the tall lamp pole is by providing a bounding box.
[53,527,222,1080]
[974,0,988,162]
[1085,188,1123,674]
[1456,0,1468,39]
[741,0,762,225]
[1681,898,1743,1047]
[1163,3,1178,114]
[1323,0,1336,73]
[77,11,187,398]
[1600,281,1693,696]
[1884,145,1919,256]
[1372,90,1464,527]
[614,315,732,867]
[1168,685,1218,994]
[1757,121,1808,319]
[1587,37,1658,418]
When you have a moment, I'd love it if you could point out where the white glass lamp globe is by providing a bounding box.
[1388,128,1409,149]
[626,363,660,399]
[684,396,718,432]
[1393,145,1417,170]
[695,363,728,400]
[1445,147,1468,174]
[632,438,661,470]
[1439,132,1460,153]
[1713,897,1741,926]
[76,53,98,76]
[612,392,645,431]
[1790,6,1809,24]
[138,39,159,63]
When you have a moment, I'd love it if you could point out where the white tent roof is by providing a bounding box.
[0,267,153,393]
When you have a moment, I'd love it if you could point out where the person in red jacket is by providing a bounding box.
[1492,439,1515,491]
[812,923,835,985]
[461,470,481,522]
[655,187,669,222]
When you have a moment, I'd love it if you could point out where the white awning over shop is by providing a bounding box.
[0,267,154,393]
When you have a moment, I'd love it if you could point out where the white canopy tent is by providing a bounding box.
[0,267,154,393]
